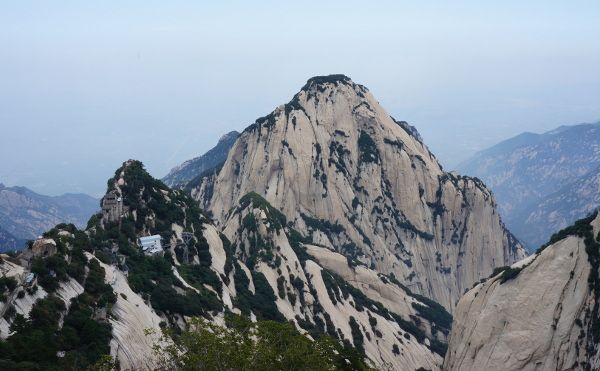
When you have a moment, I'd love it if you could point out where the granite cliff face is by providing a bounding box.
[458,122,600,250]
[190,75,526,310]
[444,212,600,371]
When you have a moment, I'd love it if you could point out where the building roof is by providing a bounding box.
[139,235,161,243]
[139,235,162,251]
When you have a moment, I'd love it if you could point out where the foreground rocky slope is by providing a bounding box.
[190,74,526,310]
[444,212,600,371]
[457,122,600,250]
[0,160,451,370]
[0,183,98,250]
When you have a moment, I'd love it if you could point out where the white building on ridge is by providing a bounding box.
[139,235,163,256]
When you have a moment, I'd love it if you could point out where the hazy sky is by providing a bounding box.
[1,1,599,197]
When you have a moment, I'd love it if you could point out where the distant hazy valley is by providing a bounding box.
[459,122,600,251]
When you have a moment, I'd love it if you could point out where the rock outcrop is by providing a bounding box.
[443,212,600,371]
[191,74,526,310]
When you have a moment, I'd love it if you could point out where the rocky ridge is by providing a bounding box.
[443,212,600,371]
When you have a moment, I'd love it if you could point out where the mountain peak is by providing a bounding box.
[105,159,157,200]
[299,74,367,96]
[301,74,352,89]
[194,75,527,311]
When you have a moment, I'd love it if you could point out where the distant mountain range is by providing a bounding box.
[162,130,239,187]
[0,183,99,251]
[458,122,600,250]
[0,224,25,251]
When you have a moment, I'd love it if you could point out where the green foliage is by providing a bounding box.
[85,259,117,307]
[178,264,222,292]
[499,266,524,284]
[383,273,452,337]
[409,300,452,334]
[153,314,373,371]
[536,211,599,254]
[277,276,286,299]
[238,192,287,231]
[0,275,115,371]
[301,213,345,235]
[124,252,222,316]
[250,271,284,322]
[383,138,403,149]
[31,255,69,293]
[150,281,222,315]
[0,296,65,368]
[0,276,17,293]
[358,131,380,164]
[488,265,525,284]
[88,355,118,371]
[89,161,226,318]
[301,74,352,91]
[536,211,600,350]
[348,316,365,354]
[58,294,113,366]
[220,233,235,283]
[287,227,311,265]
[397,219,434,241]
[232,262,284,321]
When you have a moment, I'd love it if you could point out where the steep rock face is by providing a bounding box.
[163,130,239,187]
[93,256,165,371]
[443,212,600,371]
[192,75,526,310]
[457,122,600,250]
[219,192,449,370]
